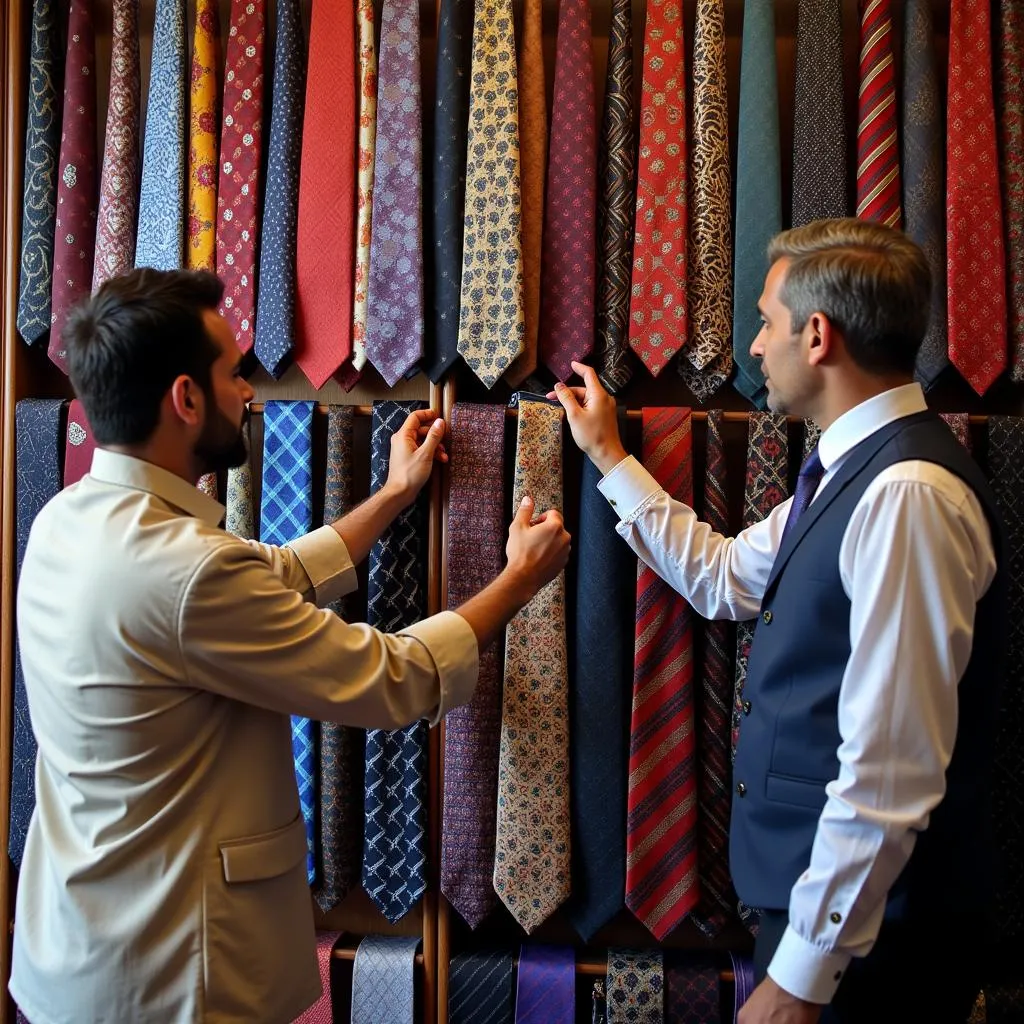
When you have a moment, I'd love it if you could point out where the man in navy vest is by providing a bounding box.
[552,218,1007,1023]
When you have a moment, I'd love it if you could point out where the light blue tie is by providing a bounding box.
[254,0,305,378]
[260,400,317,884]
[135,0,185,269]
[732,0,778,409]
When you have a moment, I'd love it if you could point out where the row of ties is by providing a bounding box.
[17,0,1022,399]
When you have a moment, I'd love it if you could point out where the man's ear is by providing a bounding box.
[167,375,203,428]
[806,312,834,368]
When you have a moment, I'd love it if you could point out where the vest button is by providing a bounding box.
[830,911,842,924]
[742,700,752,716]
[736,781,747,797]
[762,610,773,625]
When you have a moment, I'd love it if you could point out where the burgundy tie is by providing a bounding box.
[64,399,98,488]
[48,0,97,372]
[538,0,597,382]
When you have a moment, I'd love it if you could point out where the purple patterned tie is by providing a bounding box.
[515,945,575,1023]
[441,403,505,928]
[780,445,824,545]
[365,0,424,386]
[665,956,720,1024]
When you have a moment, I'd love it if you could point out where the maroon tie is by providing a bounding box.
[48,0,97,372]
[64,399,98,488]
[538,0,597,382]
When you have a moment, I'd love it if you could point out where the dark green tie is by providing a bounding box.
[732,0,777,409]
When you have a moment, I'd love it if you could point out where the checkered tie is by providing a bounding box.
[259,401,316,884]
[362,401,429,922]
[135,0,186,270]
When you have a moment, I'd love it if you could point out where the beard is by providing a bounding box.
[195,405,248,475]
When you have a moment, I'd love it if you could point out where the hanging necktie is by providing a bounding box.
[948,0,1008,395]
[64,399,97,487]
[225,420,254,540]
[593,0,635,395]
[730,953,756,1019]
[665,955,721,1024]
[92,0,140,289]
[216,0,264,356]
[135,0,185,270]
[515,945,575,1023]
[691,410,737,938]
[629,0,688,378]
[792,0,848,224]
[186,0,219,272]
[17,0,62,345]
[566,444,634,942]
[494,399,570,934]
[337,0,377,390]
[679,0,733,401]
[856,0,901,226]
[48,0,97,373]
[351,935,421,1024]
[939,411,971,451]
[363,401,430,922]
[626,408,699,940]
[366,0,425,386]
[997,0,1024,381]
[253,0,305,378]
[10,399,66,868]
[732,0,777,409]
[440,404,505,930]
[292,931,341,1024]
[538,0,597,382]
[293,0,356,389]
[259,401,316,883]
[449,952,515,1024]
[606,949,663,1024]
[904,0,948,389]
[456,0,525,388]
[423,0,473,383]
[315,406,363,913]
[504,0,546,387]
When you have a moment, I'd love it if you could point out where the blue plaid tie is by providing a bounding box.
[135,0,186,270]
[351,934,422,1024]
[254,0,305,378]
[16,0,61,344]
[10,400,66,867]
[362,400,429,922]
[260,400,317,884]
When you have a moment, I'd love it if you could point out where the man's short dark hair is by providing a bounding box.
[64,269,226,446]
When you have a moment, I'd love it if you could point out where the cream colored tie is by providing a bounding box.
[493,400,569,933]
[456,0,525,389]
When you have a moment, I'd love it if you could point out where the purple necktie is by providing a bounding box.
[515,945,575,1024]
[729,953,755,1023]
[780,445,824,545]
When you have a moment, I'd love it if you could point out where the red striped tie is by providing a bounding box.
[625,407,700,940]
[856,0,901,226]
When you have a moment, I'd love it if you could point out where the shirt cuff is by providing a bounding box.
[287,526,358,607]
[400,610,479,726]
[767,925,851,1005]
[596,455,663,522]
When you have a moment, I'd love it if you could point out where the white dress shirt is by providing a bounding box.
[597,384,995,1004]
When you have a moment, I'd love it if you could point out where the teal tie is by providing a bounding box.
[259,401,317,884]
[732,0,778,408]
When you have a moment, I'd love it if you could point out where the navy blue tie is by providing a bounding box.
[362,401,429,922]
[780,446,824,546]
[10,399,66,867]
[259,401,317,885]
[254,0,305,378]
[16,0,62,345]
[449,951,515,1024]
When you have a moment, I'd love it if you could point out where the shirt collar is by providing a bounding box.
[88,448,225,527]
[817,383,927,473]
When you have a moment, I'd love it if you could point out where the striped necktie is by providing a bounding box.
[449,952,515,1024]
[515,945,575,1023]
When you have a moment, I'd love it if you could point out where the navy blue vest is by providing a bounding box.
[730,411,1008,921]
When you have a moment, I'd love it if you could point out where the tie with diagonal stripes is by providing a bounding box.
[449,952,515,1024]
[514,945,575,1023]
[625,408,699,940]
[363,400,429,922]
[259,401,316,884]
[856,0,901,226]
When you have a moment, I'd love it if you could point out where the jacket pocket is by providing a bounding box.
[218,813,308,884]
[765,771,830,811]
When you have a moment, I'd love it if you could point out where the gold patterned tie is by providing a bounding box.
[679,0,733,401]
[504,0,546,387]
[493,400,569,933]
[457,0,525,389]
[187,0,218,272]
[226,420,254,539]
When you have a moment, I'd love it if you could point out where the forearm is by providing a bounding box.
[331,483,410,566]
[455,567,536,655]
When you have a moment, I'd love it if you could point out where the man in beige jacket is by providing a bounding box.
[9,269,570,1023]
